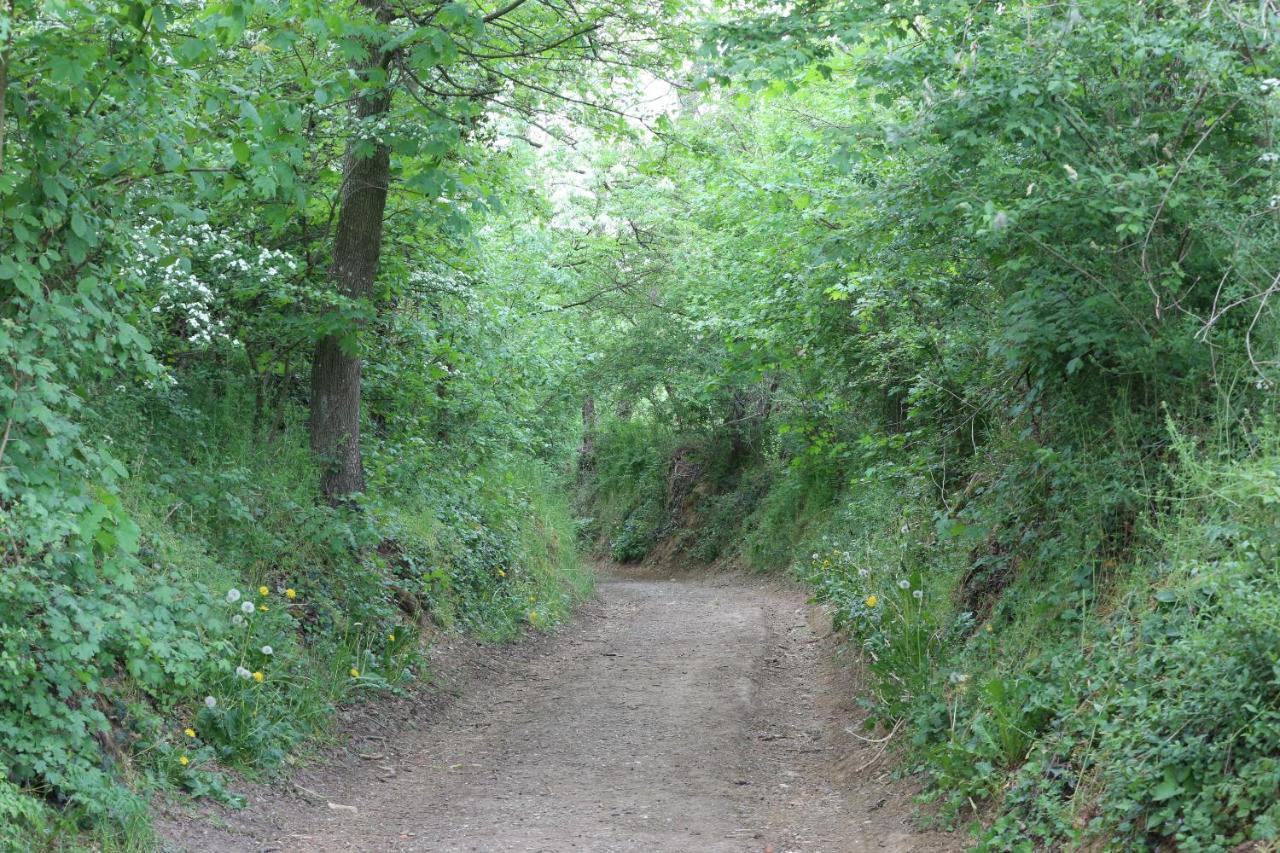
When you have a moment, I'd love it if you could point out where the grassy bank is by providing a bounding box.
[582,391,1280,849]
[1,378,589,851]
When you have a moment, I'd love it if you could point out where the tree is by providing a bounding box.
[305,0,681,501]
[309,0,396,498]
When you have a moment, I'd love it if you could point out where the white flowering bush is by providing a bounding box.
[128,221,302,349]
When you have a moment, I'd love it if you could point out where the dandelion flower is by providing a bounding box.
[236,666,252,680]
[241,601,255,614]
[858,568,870,579]
[285,588,297,599]
[226,588,242,603]
[232,614,244,626]
[261,645,273,656]
[252,671,264,683]
[204,696,217,708]
[388,634,395,643]
[497,569,506,578]
[897,579,911,589]
[184,727,196,738]
[865,595,878,607]
[258,604,268,612]
[984,623,994,633]
[350,668,360,678]
[912,589,923,600]
[179,755,190,766]
[259,586,270,597]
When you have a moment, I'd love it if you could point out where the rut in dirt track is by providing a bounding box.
[167,571,957,852]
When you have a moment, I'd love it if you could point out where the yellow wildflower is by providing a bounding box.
[985,623,994,633]
[388,633,396,642]
[252,671,264,683]
[865,595,878,607]
[184,727,196,738]
[179,755,190,766]
[259,586,270,596]
[285,588,297,599]
[497,569,506,578]
[350,668,360,678]
[258,604,268,612]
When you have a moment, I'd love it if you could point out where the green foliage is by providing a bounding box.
[570,0,1280,847]
[10,0,1280,845]
[1,0,616,835]
[580,419,674,562]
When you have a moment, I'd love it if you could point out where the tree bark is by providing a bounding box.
[309,22,393,502]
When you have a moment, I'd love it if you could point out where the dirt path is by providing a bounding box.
[164,569,959,852]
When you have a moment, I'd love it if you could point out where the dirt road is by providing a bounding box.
[165,569,958,852]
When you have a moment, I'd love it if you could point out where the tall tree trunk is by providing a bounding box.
[309,27,393,502]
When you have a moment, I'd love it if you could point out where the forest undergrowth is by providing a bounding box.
[5,0,1280,850]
